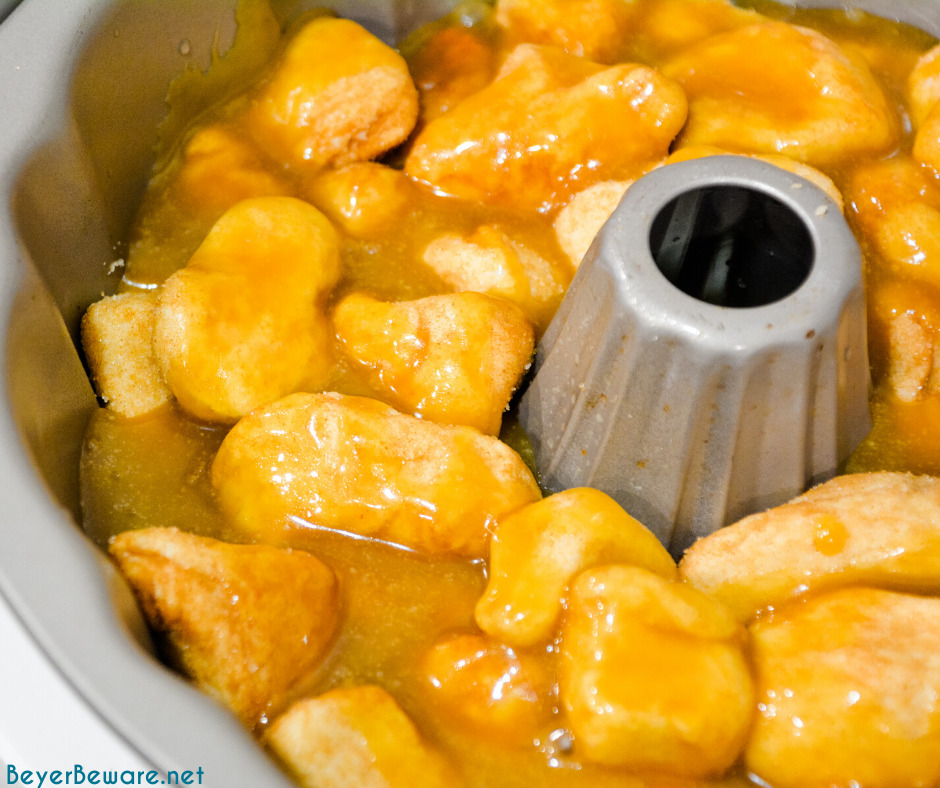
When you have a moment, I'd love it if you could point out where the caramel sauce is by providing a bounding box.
[812,514,849,556]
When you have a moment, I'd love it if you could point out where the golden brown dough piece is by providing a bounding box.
[914,103,940,174]
[559,566,752,776]
[908,43,940,128]
[334,292,534,435]
[211,392,541,558]
[844,156,940,293]
[746,587,940,788]
[664,22,898,166]
[872,200,940,291]
[175,124,291,218]
[405,44,687,212]
[407,24,498,127]
[495,0,636,62]
[868,279,940,400]
[247,17,418,171]
[553,180,633,268]
[680,472,940,620]
[81,293,171,419]
[630,0,763,60]
[304,162,411,238]
[109,527,338,729]
[153,196,341,424]
[265,686,460,788]
[475,488,676,647]
[420,633,552,746]
[845,156,940,238]
[421,225,569,331]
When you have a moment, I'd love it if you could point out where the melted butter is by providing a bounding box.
[80,406,230,546]
[847,393,940,475]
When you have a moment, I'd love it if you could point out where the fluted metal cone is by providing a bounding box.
[520,156,870,555]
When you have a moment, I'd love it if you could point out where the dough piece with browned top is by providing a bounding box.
[664,22,898,166]
[422,225,569,331]
[746,587,940,788]
[420,633,552,746]
[914,103,940,175]
[405,43,686,212]
[553,180,633,268]
[153,197,340,424]
[630,0,763,60]
[266,686,460,788]
[476,487,676,647]
[81,293,171,419]
[304,162,412,238]
[680,472,940,620]
[175,124,291,218]
[495,0,636,62]
[908,44,940,128]
[109,527,338,729]
[845,157,940,238]
[559,565,753,775]
[867,280,940,401]
[334,291,534,435]
[211,392,541,557]
[247,17,418,171]
[407,25,497,127]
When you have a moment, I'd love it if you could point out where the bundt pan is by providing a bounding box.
[0,0,937,784]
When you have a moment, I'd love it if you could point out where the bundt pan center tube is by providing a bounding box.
[519,156,871,555]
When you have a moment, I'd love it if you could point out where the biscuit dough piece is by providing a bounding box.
[334,292,534,435]
[845,156,940,297]
[495,0,636,62]
[664,22,898,166]
[630,0,763,60]
[421,633,552,746]
[553,180,633,268]
[247,17,418,171]
[81,293,171,418]
[304,162,411,238]
[914,103,940,174]
[475,488,677,647]
[153,196,341,424]
[868,279,940,400]
[405,44,687,213]
[872,199,940,291]
[422,225,569,331]
[176,124,291,217]
[746,587,940,788]
[680,472,940,621]
[266,686,459,788]
[845,157,940,238]
[407,25,497,126]
[109,527,338,729]
[908,44,940,128]
[559,566,752,775]
[211,392,541,558]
